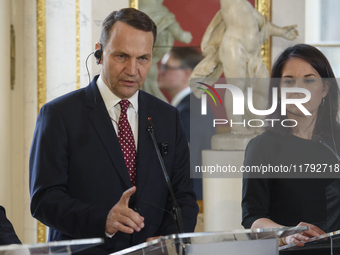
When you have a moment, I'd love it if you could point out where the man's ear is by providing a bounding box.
[94,42,103,65]
[94,42,101,51]
[184,68,193,80]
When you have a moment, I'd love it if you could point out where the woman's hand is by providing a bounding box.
[251,219,325,247]
[281,222,325,247]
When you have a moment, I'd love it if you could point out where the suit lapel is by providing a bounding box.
[136,91,156,196]
[85,77,132,189]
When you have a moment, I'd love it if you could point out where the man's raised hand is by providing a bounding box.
[105,186,145,235]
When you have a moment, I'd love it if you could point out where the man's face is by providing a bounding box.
[99,21,154,99]
[158,53,189,93]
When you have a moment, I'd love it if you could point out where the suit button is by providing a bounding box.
[134,206,140,212]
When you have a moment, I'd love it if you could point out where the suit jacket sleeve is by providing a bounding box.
[29,103,110,239]
[0,206,21,245]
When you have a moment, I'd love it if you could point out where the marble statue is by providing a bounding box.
[140,0,192,101]
[190,0,299,135]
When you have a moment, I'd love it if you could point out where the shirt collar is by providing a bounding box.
[97,75,139,113]
[171,87,191,107]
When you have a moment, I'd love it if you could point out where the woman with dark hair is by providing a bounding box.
[242,44,340,247]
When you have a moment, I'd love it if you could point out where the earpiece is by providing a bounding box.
[94,44,103,65]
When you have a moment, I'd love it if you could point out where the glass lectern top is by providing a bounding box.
[0,238,104,255]
[111,227,308,255]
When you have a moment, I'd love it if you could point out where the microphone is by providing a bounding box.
[311,134,340,161]
[146,117,185,234]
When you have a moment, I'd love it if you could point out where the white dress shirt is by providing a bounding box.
[97,75,139,149]
[171,87,191,107]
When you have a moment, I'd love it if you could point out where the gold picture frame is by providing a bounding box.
[255,0,271,72]
[36,0,46,242]
[129,0,138,9]
[37,0,46,115]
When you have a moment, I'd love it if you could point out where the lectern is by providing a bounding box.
[111,227,308,255]
[0,238,103,255]
[280,230,340,255]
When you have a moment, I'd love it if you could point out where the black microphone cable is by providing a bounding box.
[85,52,95,85]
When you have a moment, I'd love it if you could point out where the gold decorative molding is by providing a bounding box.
[76,0,80,89]
[255,0,271,72]
[129,0,138,9]
[37,0,46,113]
[11,25,15,90]
[37,221,46,243]
[197,200,203,214]
[37,0,47,243]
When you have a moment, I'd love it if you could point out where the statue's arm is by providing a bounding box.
[254,9,299,40]
[167,22,193,44]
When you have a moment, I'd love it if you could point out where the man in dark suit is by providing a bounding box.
[158,47,215,201]
[0,206,21,245]
[158,47,203,141]
[29,8,198,253]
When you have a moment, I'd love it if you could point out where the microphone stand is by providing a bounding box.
[146,118,187,255]
[146,118,185,233]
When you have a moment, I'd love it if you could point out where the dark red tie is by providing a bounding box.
[118,100,137,186]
